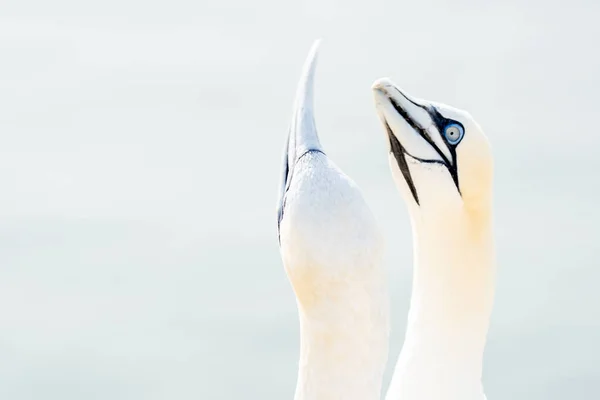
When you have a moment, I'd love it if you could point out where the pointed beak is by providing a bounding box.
[372,78,452,164]
[372,78,431,132]
[372,78,465,203]
[277,39,324,241]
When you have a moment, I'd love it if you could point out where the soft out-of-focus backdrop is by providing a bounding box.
[0,1,598,399]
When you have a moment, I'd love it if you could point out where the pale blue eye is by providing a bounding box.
[444,123,464,145]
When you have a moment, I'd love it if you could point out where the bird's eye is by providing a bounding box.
[444,123,464,145]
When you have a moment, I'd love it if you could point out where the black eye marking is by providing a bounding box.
[387,95,464,197]
[389,97,452,168]
[421,106,463,193]
[425,106,465,150]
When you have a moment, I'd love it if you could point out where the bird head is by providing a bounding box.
[372,78,493,219]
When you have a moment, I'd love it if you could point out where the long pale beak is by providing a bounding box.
[372,78,452,164]
[277,39,324,240]
[371,78,460,204]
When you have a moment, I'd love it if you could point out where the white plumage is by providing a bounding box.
[277,41,390,400]
[373,78,495,400]
[276,44,496,400]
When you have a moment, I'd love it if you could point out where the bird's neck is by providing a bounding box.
[388,206,495,400]
[292,267,389,400]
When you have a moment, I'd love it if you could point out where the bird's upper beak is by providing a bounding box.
[372,78,452,165]
[277,40,323,240]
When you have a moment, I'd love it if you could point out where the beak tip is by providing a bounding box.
[371,77,395,92]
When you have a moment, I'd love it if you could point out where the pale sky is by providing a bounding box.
[0,1,599,399]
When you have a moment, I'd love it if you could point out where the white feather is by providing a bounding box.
[278,41,390,400]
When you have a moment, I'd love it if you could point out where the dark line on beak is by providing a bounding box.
[388,96,452,167]
[387,93,461,193]
[386,121,419,205]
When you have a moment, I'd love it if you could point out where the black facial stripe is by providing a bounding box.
[425,105,447,130]
[387,93,462,194]
[404,153,446,166]
[388,97,452,167]
[277,148,326,243]
[277,129,292,244]
[277,155,289,242]
[296,148,326,163]
[386,121,420,205]
[424,106,461,192]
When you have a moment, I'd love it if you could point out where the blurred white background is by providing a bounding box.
[0,1,598,399]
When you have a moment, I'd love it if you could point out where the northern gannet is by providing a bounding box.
[372,78,495,400]
[277,41,390,400]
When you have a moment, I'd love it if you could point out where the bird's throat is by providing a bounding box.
[291,266,390,400]
[387,209,495,400]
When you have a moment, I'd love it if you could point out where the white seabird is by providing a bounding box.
[277,41,390,400]
[372,78,495,400]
